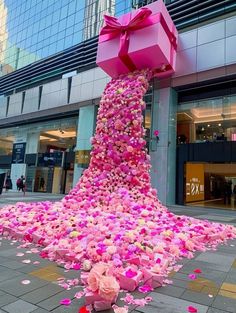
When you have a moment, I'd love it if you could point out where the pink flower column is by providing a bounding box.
[63,69,163,212]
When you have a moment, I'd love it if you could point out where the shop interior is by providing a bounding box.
[177,95,236,144]
[185,163,236,210]
[35,125,77,193]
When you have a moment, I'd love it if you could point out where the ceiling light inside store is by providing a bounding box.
[45,130,76,138]
[207,124,211,127]
[218,123,221,126]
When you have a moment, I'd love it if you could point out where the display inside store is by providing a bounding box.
[1,1,236,312]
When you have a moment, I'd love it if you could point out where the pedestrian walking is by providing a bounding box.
[5,175,12,191]
[18,175,26,196]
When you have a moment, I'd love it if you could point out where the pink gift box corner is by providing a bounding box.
[118,268,143,291]
[96,0,178,78]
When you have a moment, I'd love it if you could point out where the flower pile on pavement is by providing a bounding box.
[0,70,236,312]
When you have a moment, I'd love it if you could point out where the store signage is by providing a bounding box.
[75,150,91,165]
[11,142,26,164]
[186,163,205,203]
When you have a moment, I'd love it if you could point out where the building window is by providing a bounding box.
[177,94,236,144]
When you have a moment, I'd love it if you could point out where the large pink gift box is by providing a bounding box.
[96,0,178,78]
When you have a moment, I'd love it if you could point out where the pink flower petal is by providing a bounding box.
[75,291,85,299]
[16,252,24,257]
[60,298,71,306]
[188,306,198,313]
[138,285,153,293]
[188,274,197,280]
[194,268,202,273]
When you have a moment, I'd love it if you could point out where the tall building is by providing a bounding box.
[0,0,235,212]
[0,0,8,75]
[83,0,115,41]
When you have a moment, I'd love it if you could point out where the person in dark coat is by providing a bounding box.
[5,175,12,191]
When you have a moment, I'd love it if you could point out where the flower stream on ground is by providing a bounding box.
[0,69,236,312]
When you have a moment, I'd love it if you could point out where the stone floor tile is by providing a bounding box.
[20,284,63,304]
[32,309,50,313]
[2,299,37,313]
[207,308,232,313]
[0,248,20,258]
[181,289,214,306]
[0,275,48,297]
[154,285,185,298]
[224,272,236,285]
[195,253,235,271]
[135,293,208,313]
[0,268,22,282]
[218,290,236,300]
[37,289,76,311]
[221,283,236,293]
[51,298,84,313]
[212,295,236,313]
[0,260,29,270]
[0,294,18,307]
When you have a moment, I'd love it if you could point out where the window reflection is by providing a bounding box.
[177,95,236,144]
[1,0,126,76]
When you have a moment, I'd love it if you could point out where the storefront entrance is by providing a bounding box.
[185,162,236,210]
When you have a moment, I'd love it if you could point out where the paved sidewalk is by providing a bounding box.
[0,191,63,205]
[0,203,235,313]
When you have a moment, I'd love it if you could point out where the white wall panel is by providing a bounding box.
[80,82,94,101]
[7,93,22,116]
[72,74,82,87]
[177,30,197,51]
[92,77,107,98]
[23,87,39,114]
[0,96,7,118]
[70,85,81,104]
[226,35,236,65]
[197,39,225,72]
[226,16,236,37]
[81,69,95,84]
[197,21,225,45]
[174,47,197,77]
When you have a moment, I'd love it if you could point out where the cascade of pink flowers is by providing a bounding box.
[0,70,236,311]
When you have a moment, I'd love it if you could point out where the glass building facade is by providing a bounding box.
[0,0,130,76]
[0,0,176,77]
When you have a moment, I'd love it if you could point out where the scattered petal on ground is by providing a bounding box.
[22,259,31,264]
[21,280,31,285]
[188,274,197,280]
[16,252,24,257]
[60,298,71,306]
[194,268,202,273]
[138,285,153,293]
[0,70,236,312]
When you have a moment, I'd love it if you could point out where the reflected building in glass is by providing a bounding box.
[0,0,8,75]
[83,0,115,41]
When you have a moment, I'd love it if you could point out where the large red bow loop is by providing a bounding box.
[100,8,152,72]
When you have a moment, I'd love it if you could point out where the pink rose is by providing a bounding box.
[98,276,120,301]
[87,271,100,292]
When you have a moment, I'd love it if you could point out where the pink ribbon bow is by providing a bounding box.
[100,8,153,71]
